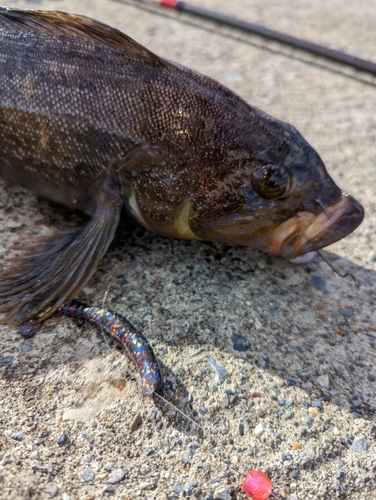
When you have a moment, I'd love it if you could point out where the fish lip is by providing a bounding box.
[268,193,364,259]
[298,194,364,255]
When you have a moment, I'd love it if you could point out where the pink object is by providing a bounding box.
[243,470,272,500]
[160,0,178,7]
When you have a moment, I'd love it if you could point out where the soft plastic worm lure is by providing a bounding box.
[18,301,203,430]
[60,300,163,395]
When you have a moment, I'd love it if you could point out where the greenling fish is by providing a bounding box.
[0,8,364,327]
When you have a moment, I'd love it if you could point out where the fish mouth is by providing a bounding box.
[268,192,364,259]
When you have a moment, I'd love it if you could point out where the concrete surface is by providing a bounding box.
[0,0,376,498]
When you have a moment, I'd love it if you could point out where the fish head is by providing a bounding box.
[189,118,364,259]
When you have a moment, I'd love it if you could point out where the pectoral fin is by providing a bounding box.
[0,175,122,326]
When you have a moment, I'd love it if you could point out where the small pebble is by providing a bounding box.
[335,471,345,479]
[130,413,143,432]
[352,395,362,407]
[107,469,126,484]
[103,486,115,495]
[308,407,319,416]
[186,480,198,493]
[5,431,24,441]
[284,412,294,420]
[351,438,367,454]
[229,394,238,405]
[312,400,323,410]
[188,443,196,456]
[140,482,154,491]
[207,358,228,380]
[57,433,68,446]
[342,311,353,317]
[254,423,264,436]
[310,275,327,293]
[82,433,94,444]
[232,333,247,351]
[83,469,95,482]
[43,485,59,498]
[258,354,269,369]
[31,465,48,473]
[286,379,296,387]
[0,356,14,364]
[239,423,244,436]
[172,484,184,494]
[306,416,314,426]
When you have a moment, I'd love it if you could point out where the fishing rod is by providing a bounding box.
[137,0,376,77]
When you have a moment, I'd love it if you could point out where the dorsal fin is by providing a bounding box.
[0,7,167,68]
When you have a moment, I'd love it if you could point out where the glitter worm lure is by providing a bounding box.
[60,301,163,395]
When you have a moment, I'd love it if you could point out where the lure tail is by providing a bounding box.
[61,300,163,395]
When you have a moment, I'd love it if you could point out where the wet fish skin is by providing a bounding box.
[0,8,364,326]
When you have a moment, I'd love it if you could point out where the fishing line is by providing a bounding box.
[132,0,376,77]
[317,250,359,286]
[314,199,332,222]
[153,391,204,433]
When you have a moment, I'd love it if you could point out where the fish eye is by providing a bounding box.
[251,165,291,199]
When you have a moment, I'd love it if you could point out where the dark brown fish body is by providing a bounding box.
[0,8,364,326]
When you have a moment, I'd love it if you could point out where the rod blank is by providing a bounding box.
[154,0,376,76]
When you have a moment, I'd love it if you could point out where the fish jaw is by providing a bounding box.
[268,192,364,259]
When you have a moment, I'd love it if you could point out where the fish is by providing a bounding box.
[0,7,364,328]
